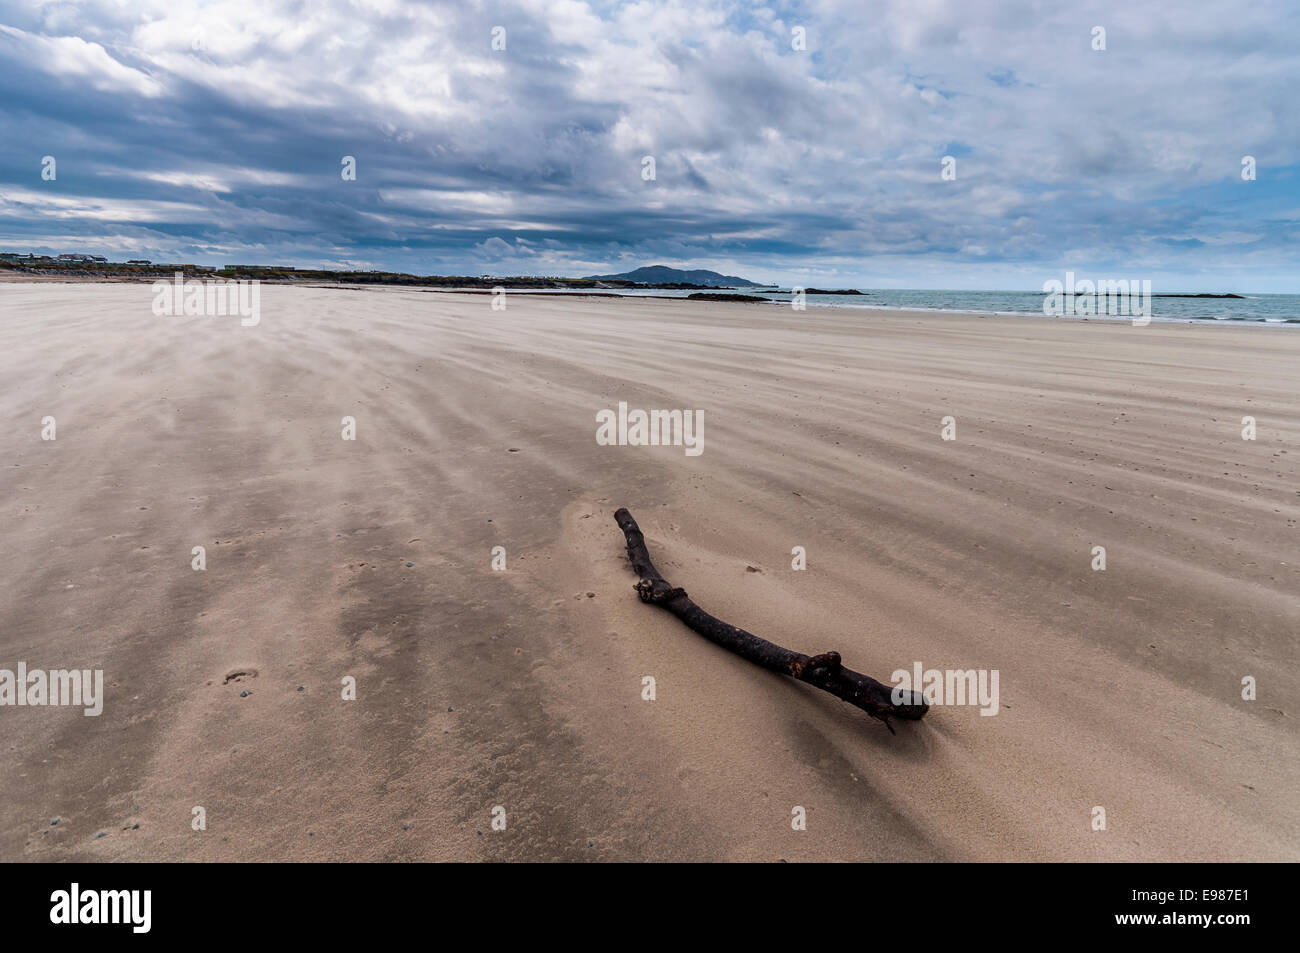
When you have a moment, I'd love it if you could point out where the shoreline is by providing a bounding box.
[3,276,1296,329]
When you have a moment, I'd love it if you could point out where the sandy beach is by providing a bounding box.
[1,282,1296,862]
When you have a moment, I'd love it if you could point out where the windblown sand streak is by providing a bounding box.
[1,283,1296,861]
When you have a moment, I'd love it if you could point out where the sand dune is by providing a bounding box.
[1,282,1296,861]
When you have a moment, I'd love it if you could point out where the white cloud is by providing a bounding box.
[0,24,163,97]
[1,0,1297,286]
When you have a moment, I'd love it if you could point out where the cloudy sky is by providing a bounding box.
[1,0,1298,289]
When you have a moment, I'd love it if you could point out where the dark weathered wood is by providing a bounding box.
[614,508,928,730]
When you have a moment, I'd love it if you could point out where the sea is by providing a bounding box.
[526,287,1300,325]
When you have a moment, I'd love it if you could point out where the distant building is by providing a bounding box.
[126,259,152,265]
[224,264,294,271]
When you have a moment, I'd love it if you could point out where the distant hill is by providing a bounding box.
[583,265,760,287]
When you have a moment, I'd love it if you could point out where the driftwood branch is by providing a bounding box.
[614,508,928,730]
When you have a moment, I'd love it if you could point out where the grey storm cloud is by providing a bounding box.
[1,0,1298,288]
